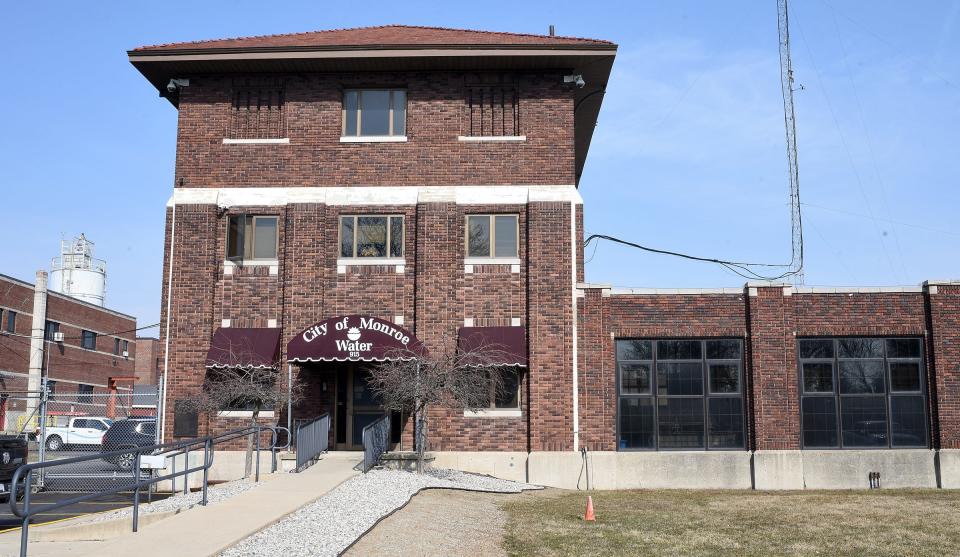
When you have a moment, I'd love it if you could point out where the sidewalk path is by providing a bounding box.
[0,453,362,557]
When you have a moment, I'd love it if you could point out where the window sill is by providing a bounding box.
[337,257,406,274]
[464,257,521,274]
[463,408,522,418]
[217,411,275,418]
[340,135,408,143]
[222,138,290,145]
[224,259,279,276]
[457,135,526,142]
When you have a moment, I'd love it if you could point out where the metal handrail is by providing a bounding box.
[294,414,329,472]
[9,425,284,557]
[361,414,390,473]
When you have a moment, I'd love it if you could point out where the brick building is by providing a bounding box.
[129,25,960,489]
[0,272,139,432]
[134,337,161,385]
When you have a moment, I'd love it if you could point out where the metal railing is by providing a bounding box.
[361,415,390,472]
[294,414,329,471]
[9,425,283,557]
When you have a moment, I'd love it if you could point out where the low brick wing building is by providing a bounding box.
[129,25,960,489]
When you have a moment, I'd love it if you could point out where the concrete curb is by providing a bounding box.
[29,508,186,542]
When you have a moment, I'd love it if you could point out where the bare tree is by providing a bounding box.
[366,334,515,472]
[187,341,303,477]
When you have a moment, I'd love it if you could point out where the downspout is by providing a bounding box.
[159,202,177,443]
[571,201,580,452]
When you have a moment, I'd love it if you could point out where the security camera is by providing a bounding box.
[166,78,190,93]
[564,74,586,88]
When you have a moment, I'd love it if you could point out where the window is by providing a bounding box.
[123,340,129,355]
[798,337,928,449]
[339,215,404,259]
[465,77,520,137]
[342,89,406,137]
[616,339,745,451]
[229,79,285,139]
[81,330,97,350]
[466,215,519,259]
[114,337,122,355]
[4,311,16,333]
[227,215,278,262]
[44,320,60,341]
[478,367,522,410]
[78,384,94,402]
[46,380,56,395]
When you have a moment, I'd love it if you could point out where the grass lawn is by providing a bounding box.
[501,489,960,556]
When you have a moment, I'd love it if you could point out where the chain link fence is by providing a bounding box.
[1,383,160,492]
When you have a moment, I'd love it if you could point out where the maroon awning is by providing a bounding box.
[287,315,423,362]
[458,326,527,367]
[205,328,281,369]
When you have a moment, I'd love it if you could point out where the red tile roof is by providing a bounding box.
[133,24,614,52]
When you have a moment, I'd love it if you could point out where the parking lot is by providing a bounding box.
[1,446,169,531]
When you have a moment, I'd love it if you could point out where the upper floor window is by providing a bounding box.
[4,311,16,334]
[227,215,278,262]
[616,339,745,451]
[114,338,129,355]
[799,337,928,449]
[81,330,97,351]
[466,215,519,259]
[44,320,60,341]
[78,383,94,402]
[342,89,406,138]
[339,216,404,259]
[229,79,285,140]
[465,77,520,137]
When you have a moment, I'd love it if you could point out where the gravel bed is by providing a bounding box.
[85,478,261,523]
[221,468,540,557]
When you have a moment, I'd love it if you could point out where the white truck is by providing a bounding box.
[40,417,113,451]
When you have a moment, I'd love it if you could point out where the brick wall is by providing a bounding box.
[174,72,575,188]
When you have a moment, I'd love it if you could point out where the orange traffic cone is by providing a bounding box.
[584,496,596,522]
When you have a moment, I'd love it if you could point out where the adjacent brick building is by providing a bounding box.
[0,272,138,432]
[130,25,960,489]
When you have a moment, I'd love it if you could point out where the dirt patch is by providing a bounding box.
[345,489,533,557]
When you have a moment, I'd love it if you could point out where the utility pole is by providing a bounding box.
[777,0,805,283]
[25,271,48,419]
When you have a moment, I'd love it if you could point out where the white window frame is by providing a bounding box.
[341,89,407,138]
[465,214,519,260]
[338,215,405,260]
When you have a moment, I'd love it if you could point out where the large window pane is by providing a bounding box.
[708,363,739,394]
[340,217,354,257]
[706,340,741,360]
[708,398,744,449]
[657,398,704,449]
[798,339,834,359]
[889,362,922,392]
[227,215,243,259]
[657,340,702,360]
[392,90,406,135]
[838,338,884,358]
[840,396,888,447]
[252,217,277,259]
[890,395,927,447]
[839,361,885,394]
[617,340,652,361]
[494,368,520,409]
[619,398,654,449]
[359,90,391,135]
[467,216,490,257]
[494,215,518,257]
[356,217,387,257]
[802,397,838,448]
[886,338,922,359]
[343,90,358,136]
[657,362,703,396]
[802,362,834,393]
[389,216,404,257]
[620,363,651,394]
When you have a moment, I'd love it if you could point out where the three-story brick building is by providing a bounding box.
[130,25,960,489]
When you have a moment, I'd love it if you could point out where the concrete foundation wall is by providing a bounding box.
[154,450,279,492]
[435,450,945,490]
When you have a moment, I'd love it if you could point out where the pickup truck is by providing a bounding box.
[0,436,28,502]
[40,417,113,451]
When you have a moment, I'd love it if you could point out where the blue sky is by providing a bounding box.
[1,1,958,330]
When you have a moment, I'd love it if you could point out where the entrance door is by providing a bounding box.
[334,364,384,450]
